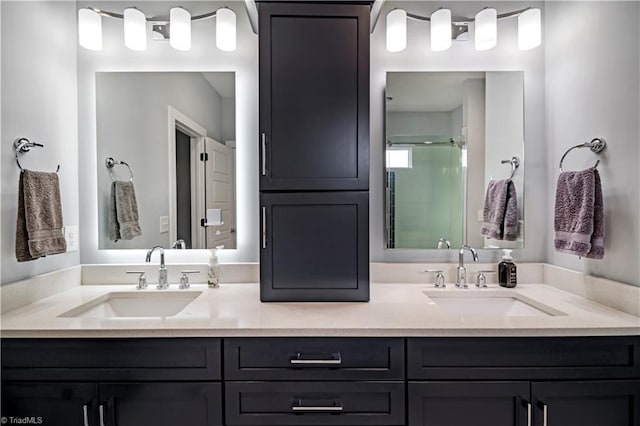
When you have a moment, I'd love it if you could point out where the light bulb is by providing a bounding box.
[78,8,102,51]
[170,7,191,51]
[518,8,541,50]
[386,9,407,52]
[216,8,237,52]
[431,9,451,52]
[475,8,497,51]
[124,8,147,51]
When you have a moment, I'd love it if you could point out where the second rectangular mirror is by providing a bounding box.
[97,71,236,250]
[385,71,524,250]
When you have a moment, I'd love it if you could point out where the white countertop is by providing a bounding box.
[1,283,639,338]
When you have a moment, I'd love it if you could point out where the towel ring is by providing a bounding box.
[559,138,607,172]
[14,138,60,173]
[501,156,520,180]
[105,157,134,182]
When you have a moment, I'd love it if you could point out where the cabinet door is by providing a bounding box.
[259,2,369,191]
[408,382,530,426]
[532,381,640,426]
[260,192,369,301]
[99,382,222,426]
[1,382,97,426]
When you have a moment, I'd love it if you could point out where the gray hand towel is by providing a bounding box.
[16,170,67,262]
[480,179,518,241]
[554,167,604,259]
[109,180,142,242]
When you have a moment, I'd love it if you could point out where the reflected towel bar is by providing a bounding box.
[105,157,134,182]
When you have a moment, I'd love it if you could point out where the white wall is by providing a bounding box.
[371,1,546,263]
[78,1,258,265]
[1,1,79,284]
[545,1,640,287]
[96,72,225,249]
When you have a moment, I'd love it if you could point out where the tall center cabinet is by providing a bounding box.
[258,1,371,301]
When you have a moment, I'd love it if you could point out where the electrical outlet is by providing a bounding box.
[159,216,169,233]
[64,225,79,252]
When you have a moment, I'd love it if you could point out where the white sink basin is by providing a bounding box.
[59,291,202,318]
[423,290,566,317]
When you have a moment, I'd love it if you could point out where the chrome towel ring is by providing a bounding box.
[559,138,607,172]
[14,138,60,173]
[105,157,134,182]
[501,156,520,180]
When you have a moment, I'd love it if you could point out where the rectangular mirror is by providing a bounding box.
[385,71,524,250]
[97,72,236,250]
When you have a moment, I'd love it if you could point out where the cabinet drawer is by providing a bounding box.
[224,338,404,380]
[408,336,640,380]
[225,381,405,425]
[1,338,221,381]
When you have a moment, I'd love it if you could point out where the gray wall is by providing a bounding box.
[96,72,224,249]
[78,1,258,265]
[371,1,546,263]
[1,1,79,284]
[544,1,640,286]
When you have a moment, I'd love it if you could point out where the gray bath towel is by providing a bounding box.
[16,170,67,262]
[554,167,604,259]
[480,179,518,241]
[109,180,142,242]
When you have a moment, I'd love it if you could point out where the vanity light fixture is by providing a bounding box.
[386,9,407,52]
[385,6,541,53]
[124,8,147,51]
[474,8,497,51]
[77,6,238,52]
[430,8,452,52]
[170,7,191,51]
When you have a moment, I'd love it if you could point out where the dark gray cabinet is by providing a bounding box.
[260,192,369,301]
[531,381,640,426]
[1,382,97,426]
[258,1,370,301]
[258,2,369,191]
[408,382,530,426]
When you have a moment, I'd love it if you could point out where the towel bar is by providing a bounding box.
[14,138,60,173]
[501,156,520,180]
[559,138,607,172]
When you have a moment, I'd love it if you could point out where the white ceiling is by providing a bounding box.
[202,72,236,98]
[386,72,485,112]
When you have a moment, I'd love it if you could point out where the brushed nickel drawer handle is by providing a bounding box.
[261,133,267,176]
[83,404,90,426]
[290,352,342,365]
[99,404,106,426]
[291,401,344,412]
[261,207,267,249]
[526,401,531,426]
[542,403,548,426]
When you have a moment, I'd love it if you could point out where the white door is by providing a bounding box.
[204,137,236,249]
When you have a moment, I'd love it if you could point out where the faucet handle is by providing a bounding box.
[179,270,199,289]
[127,271,148,290]
[475,270,496,288]
[425,269,446,288]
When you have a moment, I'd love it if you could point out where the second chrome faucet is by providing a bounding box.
[146,246,168,290]
[456,245,479,289]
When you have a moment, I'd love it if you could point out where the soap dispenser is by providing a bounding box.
[207,248,220,288]
[498,249,517,288]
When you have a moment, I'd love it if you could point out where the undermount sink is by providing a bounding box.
[423,290,566,317]
[59,291,202,318]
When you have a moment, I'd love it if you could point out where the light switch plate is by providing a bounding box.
[477,209,484,222]
[159,216,169,233]
[64,225,79,252]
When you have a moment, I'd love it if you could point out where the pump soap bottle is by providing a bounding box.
[498,249,517,288]
[208,248,220,288]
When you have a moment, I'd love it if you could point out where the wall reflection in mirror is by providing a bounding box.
[97,72,236,250]
[385,71,524,250]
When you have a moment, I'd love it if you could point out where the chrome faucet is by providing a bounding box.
[456,245,479,289]
[146,246,168,289]
[172,239,186,249]
[437,238,451,249]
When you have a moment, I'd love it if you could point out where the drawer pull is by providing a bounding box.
[290,352,342,365]
[542,403,548,426]
[261,133,267,176]
[526,401,531,426]
[291,400,344,413]
[99,404,106,426]
[82,404,90,426]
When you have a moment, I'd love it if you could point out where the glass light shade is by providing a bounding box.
[475,8,497,51]
[78,8,102,51]
[386,9,407,52]
[216,8,237,52]
[124,8,147,51]
[518,8,541,50]
[170,7,191,51]
[430,9,452,52]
